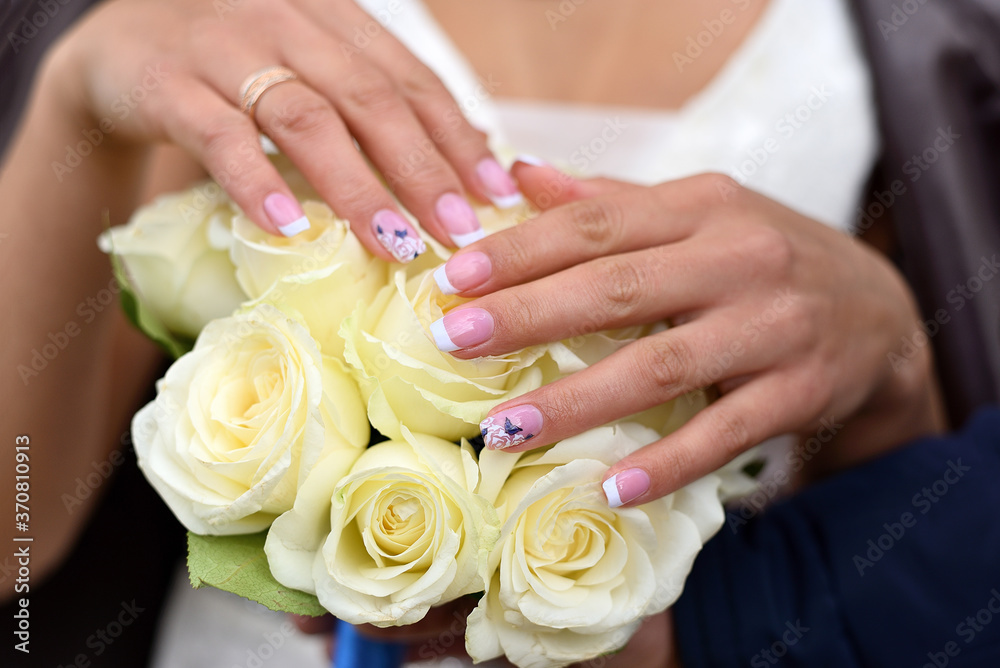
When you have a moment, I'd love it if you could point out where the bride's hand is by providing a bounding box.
[44,0,511,259]
[432,163,946,506]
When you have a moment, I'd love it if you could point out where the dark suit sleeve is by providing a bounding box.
[674,407,1000,668]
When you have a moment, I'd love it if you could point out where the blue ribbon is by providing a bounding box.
[333,619,406,668]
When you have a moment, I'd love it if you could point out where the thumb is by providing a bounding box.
[511,158,635,210]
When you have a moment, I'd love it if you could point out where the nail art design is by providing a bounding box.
[375,223,426,262]
[481,415,534,450]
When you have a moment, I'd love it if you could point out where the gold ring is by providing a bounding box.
[238,66,298,119]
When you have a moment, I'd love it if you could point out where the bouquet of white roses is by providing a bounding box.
[101,158,756,668]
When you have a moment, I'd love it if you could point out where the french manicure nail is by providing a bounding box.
[433,252,492,295]
[513,154,550,167]
[602,468,651,508]
[436,193,485,248]
[476,158,523,209]
[429,307,494,352]
[480,405,543,450]
[372,209,426,263]
[264,192,310,237]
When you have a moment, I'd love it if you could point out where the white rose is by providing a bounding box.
[227,202,389,358]
[341,268,553,441]
[265,428,500,626]
[133,304,368,534]
[467,423,729,668]
[98,183,246,339]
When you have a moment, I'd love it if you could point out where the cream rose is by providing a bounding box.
[133,304,368,534]
[265,428,500,626]
[228,202,389,357]
[98,183,246,339]
[341,268,553,441]
[467,423,732,668]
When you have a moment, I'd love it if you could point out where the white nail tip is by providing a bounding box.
[602,476,623,508]
[433,264,457,295]
[430,318,459,352]
[278,216,310,237]
[489,192,524,209]
[450,228,485,248]
[514,154,549,167]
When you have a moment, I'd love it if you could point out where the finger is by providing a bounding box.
[432,240,731,357]
[474,313,787,452]
[600,368,820,507]
[511,160,633,210]
[251,81,427,262]
[152,77,308,237]
[298,0,513,209]
[354,598,474,642]
[277,31,486,249]
[195,42,428,262]
[432,180,709,297]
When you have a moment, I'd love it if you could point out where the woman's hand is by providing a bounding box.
[431,163,946,506]
[46,0,517,259]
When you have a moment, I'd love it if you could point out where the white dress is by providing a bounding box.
[150,1,878,666]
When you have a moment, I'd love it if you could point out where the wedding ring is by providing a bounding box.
[238,66,298,119]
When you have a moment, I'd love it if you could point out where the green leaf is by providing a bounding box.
[187,531,326,617]
[103,213,194,359]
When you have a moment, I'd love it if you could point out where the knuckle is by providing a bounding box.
[567,199,623,249]
[266,96,334,138]
[639,335,695,395]
[198,114,250,156]
[326,174,386,217]
[742,225,794,275]
[712,407,753,456]
[693,172,744,206]
[342,70,400,114]
[398,62,445,99]
[591,259,646,318]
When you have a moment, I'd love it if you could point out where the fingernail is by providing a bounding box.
[429,307,493,352]
[372,209,426,263]
[433,252,492,295]
[481,405,543,450]
[476,158,523,209]
[513,154,550,167]
[602,469,651,508]
[435,193,484,248]
[264,192,310,237]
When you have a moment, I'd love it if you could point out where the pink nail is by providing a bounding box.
[602,468,651,508]
[480,405,543,450]
[476,158,523,209]
[433,252,492,295]
[429,308,493,352]
[436,193,484,248]
[372,209,426,263]
[263,192,310,237]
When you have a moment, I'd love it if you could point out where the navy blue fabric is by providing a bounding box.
[675,407,1000,668]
